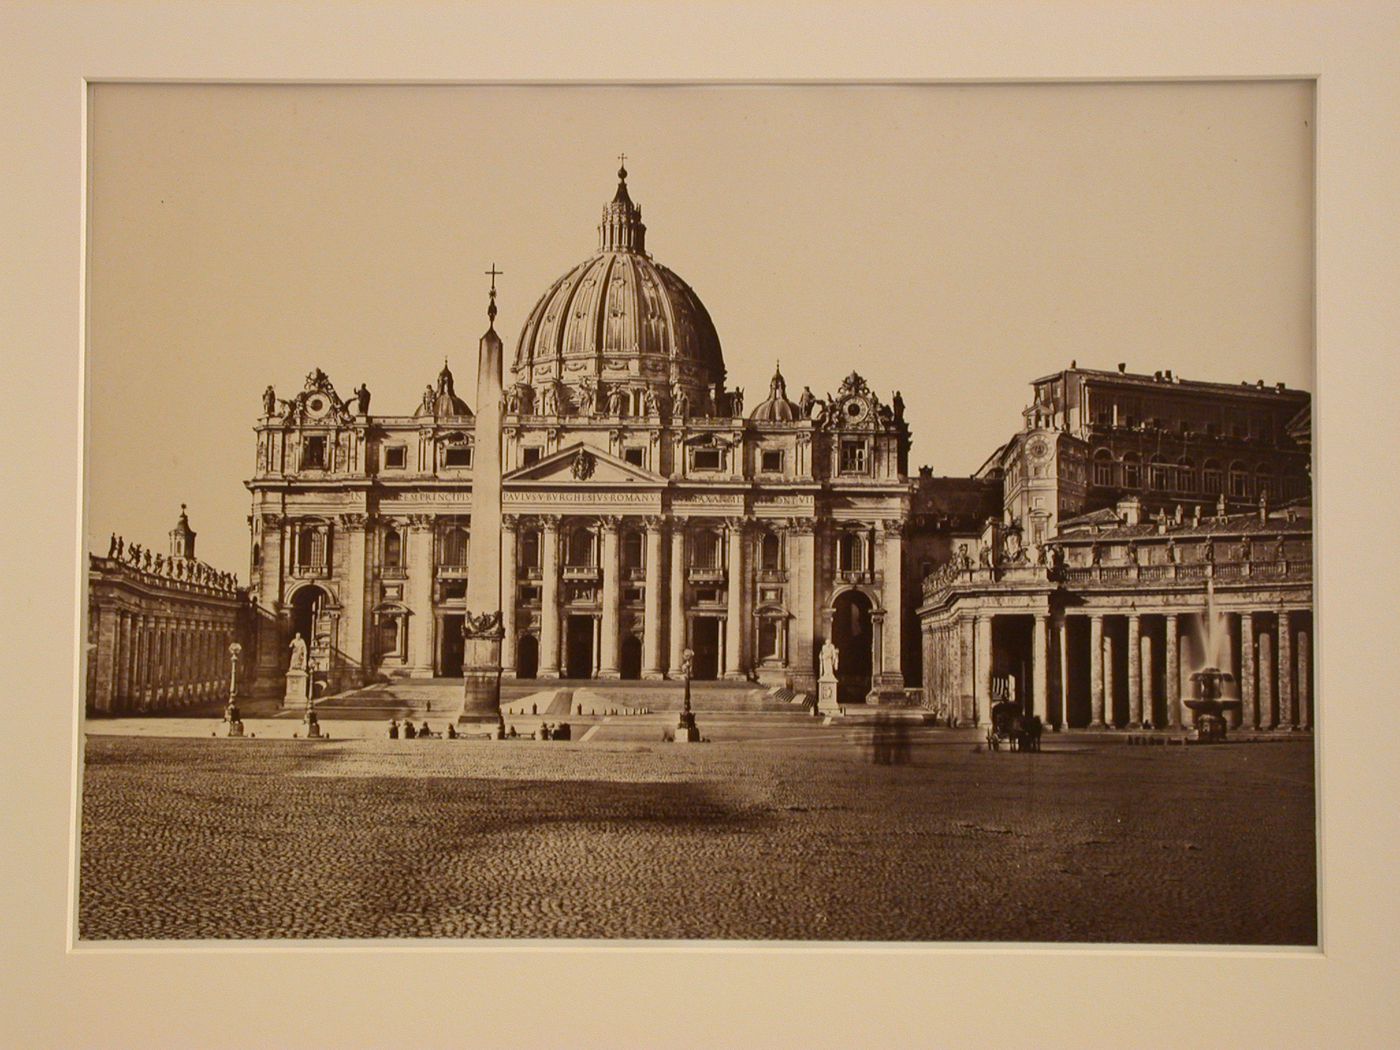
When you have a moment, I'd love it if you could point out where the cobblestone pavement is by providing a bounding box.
[77,733,1316,944]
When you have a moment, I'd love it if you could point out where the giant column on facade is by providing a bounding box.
[641,517,665,679]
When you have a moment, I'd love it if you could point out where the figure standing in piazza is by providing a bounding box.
[288,632,308,671]
[819,638,840,680]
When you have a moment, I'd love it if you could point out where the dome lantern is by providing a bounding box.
[598,155,647,254]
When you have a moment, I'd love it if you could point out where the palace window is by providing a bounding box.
[759,531,781,572]
[382,445,406,470]
[441,526,469,568]
[1177,457,1197,493]
[443,443,473,468]
[1148,456,1170,491]
[1121,453,1141,489]
[838,531,867,573]
[1255,464,1273,498]
[1092,449,1115,487]
[1202,459,1223,494]
[621,529,644,571]
[301,436,327,471]
[519,584,541,603]
[439,579,467,600]
[691,447,722,471]
[382,529,402,569]
[522,447,542,467]
[623,447,645,467]
[760,449,784,474]
[1229,461,1249,499]
[624,587,643,603]
[691,529,723,569]
[839,438,869,474]
[695,588,720,604]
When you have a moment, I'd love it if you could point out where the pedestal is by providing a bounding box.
[674,710,701,743]
[817,674,840,716]
[283,669,309,706]
[459,635,503,724]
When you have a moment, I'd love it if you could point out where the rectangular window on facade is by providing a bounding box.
[519,584,541,603]
[383,446,407,469]
[695,587,720,603]
[440,580,467,600]
[624,587,643,603]
[623,447,645,466]
[691,447,722,471]
[301,436,327,470]
[443,445,473,468]
[839,439,868,474]
[760,449,784,473]
[759,586,781,603]
[522,446,542,466]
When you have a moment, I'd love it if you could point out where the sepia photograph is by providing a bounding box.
[76,80,1319,946]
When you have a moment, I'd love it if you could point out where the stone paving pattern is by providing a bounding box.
[78,732,1316,943]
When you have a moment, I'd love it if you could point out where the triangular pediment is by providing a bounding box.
[504,442,666,487]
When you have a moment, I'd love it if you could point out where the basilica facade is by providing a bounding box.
[244,167,914,701]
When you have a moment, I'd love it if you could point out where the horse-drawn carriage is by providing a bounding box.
[986,699,1042,753]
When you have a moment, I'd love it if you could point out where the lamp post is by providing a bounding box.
[675,647,700,743]
[227,641,242,699]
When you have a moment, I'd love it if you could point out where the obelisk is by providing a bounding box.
[459,266,506,724]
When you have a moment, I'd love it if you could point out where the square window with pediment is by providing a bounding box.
[691,447,722,471]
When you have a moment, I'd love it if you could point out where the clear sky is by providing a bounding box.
[86,81,1314,575]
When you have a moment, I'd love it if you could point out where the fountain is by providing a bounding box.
[1184,576,1241,742]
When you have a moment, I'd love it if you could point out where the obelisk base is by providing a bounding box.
[459,635,503,724]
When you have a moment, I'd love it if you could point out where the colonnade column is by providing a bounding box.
[958,617,975,725]
[598,516,622,679]
[1055,614,1069,729]
[974,614,992,727]
[668,522,686,676]
[1032,612,1049,722]
[500,516,519,677]
[1276,609,1293,731]
[537,515,561,678]
[116,611,133,712]
[1089,614,1105,727]
[1240,612,1256,729]
[1166,614,1181,729]
[1127,614,1143,728]
[642,517,665,679]
[1102,626,1116,728]
[723,518,746,680]
[1298,629,1311,730]
[1258,628,1274,729]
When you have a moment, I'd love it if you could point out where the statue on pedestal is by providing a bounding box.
[288,632,308,670]
[819,639,839,681]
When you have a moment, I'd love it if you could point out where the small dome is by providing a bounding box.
[750,363,800,422]
[415,361,473,418]
[513,165,725,412]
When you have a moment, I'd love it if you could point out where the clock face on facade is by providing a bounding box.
[844,399,867,423]
[305,394,330,419]
[1026,436,1051,462]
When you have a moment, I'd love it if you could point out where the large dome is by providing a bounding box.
[512,166,726,408]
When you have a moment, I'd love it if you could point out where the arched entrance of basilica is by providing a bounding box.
[832,589,874,702]
[290,585,330,655]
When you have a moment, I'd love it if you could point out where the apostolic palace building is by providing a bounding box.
[85,165,1316,726]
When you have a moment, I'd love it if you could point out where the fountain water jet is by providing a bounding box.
[1184,576,1242,741]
